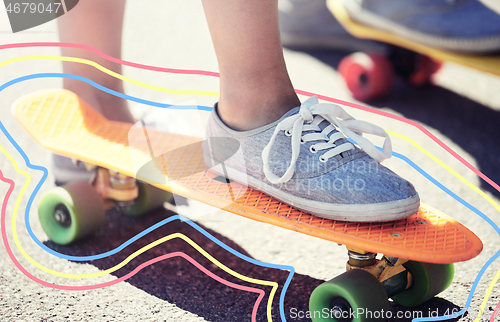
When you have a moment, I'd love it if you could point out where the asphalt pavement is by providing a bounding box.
[0,1,499,321]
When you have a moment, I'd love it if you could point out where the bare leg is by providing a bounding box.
[57,0,133,123]
[202,0,301,131]
[58,0,298,128]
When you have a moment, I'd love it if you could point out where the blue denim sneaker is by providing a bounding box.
[342,0,500,53]
[204,96,419,222]
[279,0,383,51]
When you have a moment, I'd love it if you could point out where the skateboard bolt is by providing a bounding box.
[117,200,134,209]
[54,205,71,227]
[359,73,368,85]
[109,170,136,189]
[331,298,353,322]
[347,251,376,267]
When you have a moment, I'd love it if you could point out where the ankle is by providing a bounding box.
[217,94,300,131]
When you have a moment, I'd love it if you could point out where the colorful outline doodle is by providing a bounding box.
[0,42,499,322]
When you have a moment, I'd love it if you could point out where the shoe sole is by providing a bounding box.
[280,32,385,52]
[209,159,420,222]
[343,0,500,54]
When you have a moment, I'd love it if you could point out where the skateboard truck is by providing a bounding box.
[92,167,139,210]
[346,247,412,298]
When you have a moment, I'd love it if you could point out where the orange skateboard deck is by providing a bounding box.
[328,0,500,76]
[12,89,482,264]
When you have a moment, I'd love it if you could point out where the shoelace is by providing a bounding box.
[262,96,392,184]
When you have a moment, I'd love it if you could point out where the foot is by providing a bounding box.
[51,154,95,186]
[343,0,500,53]
[51,89,134,185]
[278,0,382,51]
[64,82,134,123]
[204,96,419,222]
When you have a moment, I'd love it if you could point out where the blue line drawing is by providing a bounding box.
[1,74,499,322]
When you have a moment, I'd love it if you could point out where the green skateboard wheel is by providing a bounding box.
[124,181,172,217]
[391,261,454,307]
[309,269,389,322]
[38,181,105,245]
